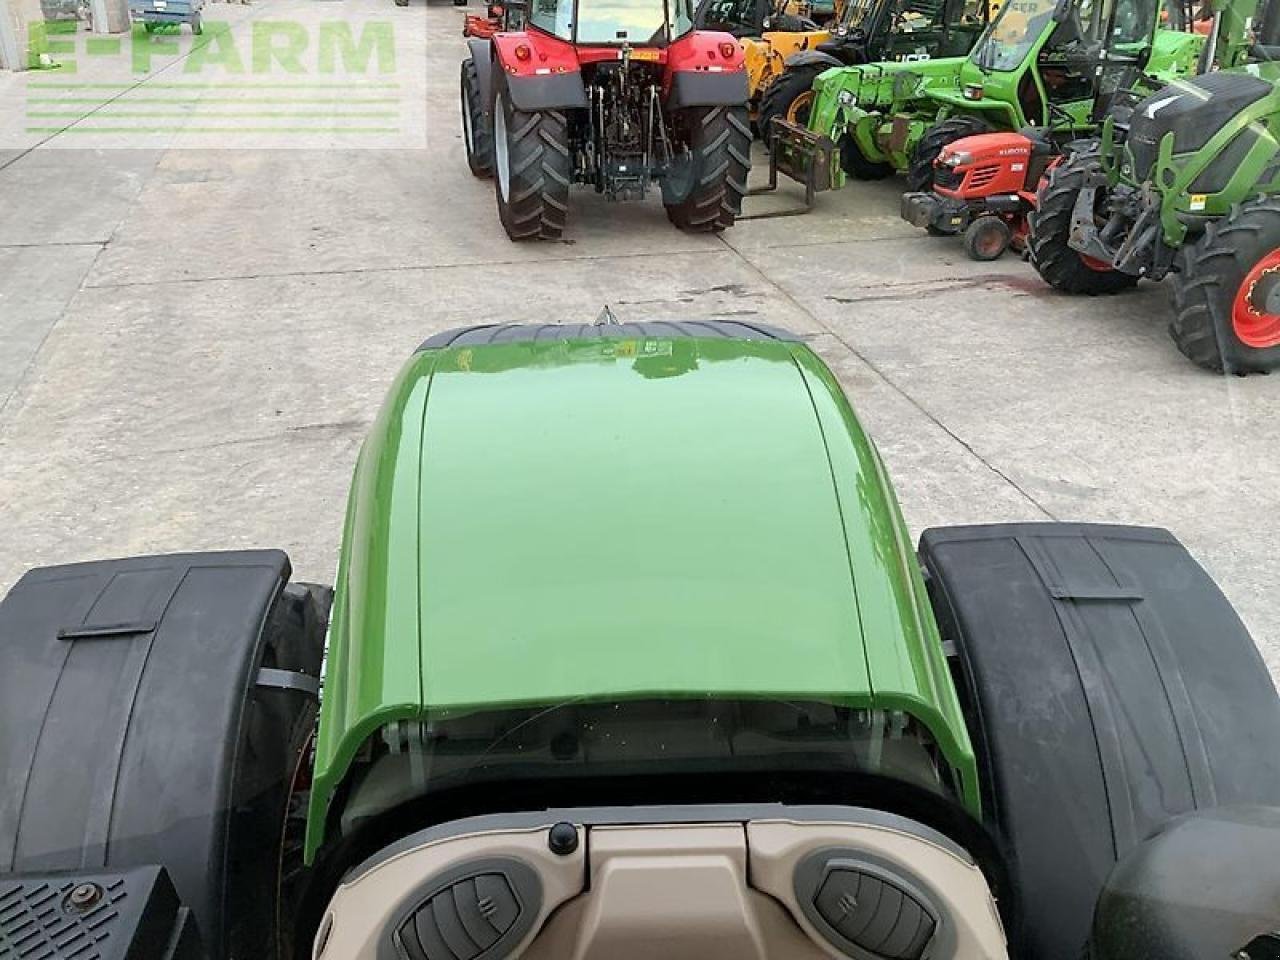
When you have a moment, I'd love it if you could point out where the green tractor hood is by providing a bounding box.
[305,324,978,859]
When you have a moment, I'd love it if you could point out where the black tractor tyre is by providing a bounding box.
[460,57,493,178]
[907,115,991,192]
[491,76,571,241]
[1168,198,1280,374]
[919,523,1280,960]
[1027,152,1139,295]
[839,133,893,180]
[757,65,823,142]
[664,104,751,232]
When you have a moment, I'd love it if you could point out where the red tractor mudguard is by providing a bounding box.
[665,31,748,106]
[491,31,588,110]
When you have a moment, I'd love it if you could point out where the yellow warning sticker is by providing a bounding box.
[1189,194,1207,211]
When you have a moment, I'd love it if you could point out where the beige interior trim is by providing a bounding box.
[316,816,1008,960]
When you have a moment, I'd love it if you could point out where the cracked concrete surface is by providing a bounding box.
[0,0,1277,686]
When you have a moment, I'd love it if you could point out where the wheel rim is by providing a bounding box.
[462,81,475,154]
[1232,248,1280,348]
[494,93,510,202]
[785,90,815,127]
[974,222,1006,258]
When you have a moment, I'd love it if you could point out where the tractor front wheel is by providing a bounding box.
[757,65,823,143]
[492,80,571,241]
[460,58,493,178]
[1027,152,1138,295]
[1169,198,1280,374]
[907,116,990,192]
[839,134,892,180]
[664,104,751,232]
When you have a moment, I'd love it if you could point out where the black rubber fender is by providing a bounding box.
[918,522,1280,960]
[667,69,750,108]
[782,49,844,71]
[0,552,330,960]
[466,38,494,112]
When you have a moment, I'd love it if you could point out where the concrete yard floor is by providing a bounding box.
[0,0,1276,686]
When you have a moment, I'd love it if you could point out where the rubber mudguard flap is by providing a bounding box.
[0,865,206,959]
[918,523,1280,960]
[0,551,317,960]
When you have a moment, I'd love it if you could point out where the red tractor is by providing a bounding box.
[460,0,752,240]
[899,131,1061,260]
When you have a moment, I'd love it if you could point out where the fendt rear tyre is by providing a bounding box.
[0,551,331,960]
[839,133,892,180]
[907,116,991,192]
[1169,198,1280,374]
[1027,152,1139,295]
[665,104,751,232]
[757,65,823,141]
[492,79,571,241]
[919,523,1280,960]
[460,57,494,178]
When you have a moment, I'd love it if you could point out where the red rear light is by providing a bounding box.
[488,3,503,15]
[514,43,531,61]
[719,41,737,58]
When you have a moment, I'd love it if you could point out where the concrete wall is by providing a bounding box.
[0,0,34,70]
[0,0,129,70]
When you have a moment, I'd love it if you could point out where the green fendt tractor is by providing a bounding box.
[1026,0,1280,373]
[3,321,1280,960]
[768,0,1204,197]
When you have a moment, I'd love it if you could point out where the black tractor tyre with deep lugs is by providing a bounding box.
[491,75,572,241]
[1168,198,1280,374]
[758,65,824,141]
[461,58,494,178]
[664,104,751,232]
[919,523,1280,960]
[907,115,991,192]
[1027,152,1140,295]
[839,133,893,180]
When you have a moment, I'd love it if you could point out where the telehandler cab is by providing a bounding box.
[700,0,992,133]
[764,0,1204,202]
[897,0,1211,258]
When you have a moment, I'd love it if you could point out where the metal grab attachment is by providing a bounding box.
[741,118,837,220]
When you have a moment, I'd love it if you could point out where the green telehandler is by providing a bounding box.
[1026,0,1280,373]
[763,0,1205,199]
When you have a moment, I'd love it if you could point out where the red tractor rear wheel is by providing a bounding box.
[491,77,571,241]
[663,105,751,232]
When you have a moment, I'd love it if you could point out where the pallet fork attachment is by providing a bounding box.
[742,118,836,219]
